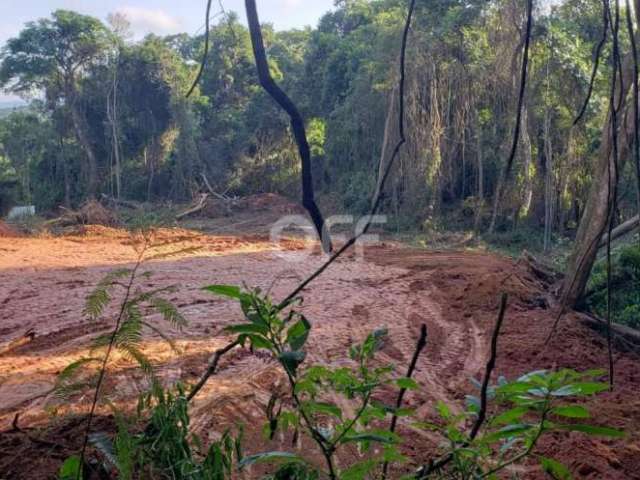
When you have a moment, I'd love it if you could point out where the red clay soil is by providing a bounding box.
[0,229,638,478]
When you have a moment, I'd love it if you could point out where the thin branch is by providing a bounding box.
[469,293,508,440]
[573,0,609,126]
[187,0,213,98]
[382,324,427,480]
[187,339,241,402]
[245,0,332,253]
[277,0,417,309]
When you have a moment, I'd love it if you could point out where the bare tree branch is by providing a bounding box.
[245,0,332,253]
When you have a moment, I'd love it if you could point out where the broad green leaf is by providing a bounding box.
[551,405,590,419]
[225,323,270,336]
[58,455,83,480]
[436,400,452,420]
[203,285,242,299]
[286,316,311,350]
[490,406,529,425]
[540,456,572,479]
[340,459,377,480]
[572,382,610,395]
[304,401,342,419]
[556,424,624,437]
[396,377,419,390]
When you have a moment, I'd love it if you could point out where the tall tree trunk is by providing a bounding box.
[60,138,71,208]
[107,59,122,199]
[474,112,484,233]
[561,56,634,308]
[68,94,99,198]
[544,107,554,252]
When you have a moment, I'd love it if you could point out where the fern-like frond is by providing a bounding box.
[84,269,132,320]
[117,343,154,376]
[149,297,187,329]
[141,320,181,354]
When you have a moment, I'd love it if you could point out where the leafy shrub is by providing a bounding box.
[59,284,623,479]
[587,244,640,329]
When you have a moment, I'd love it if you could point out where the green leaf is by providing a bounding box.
[556,424,624,437]
[436,400,452,420]
[203,285,243,299]
[286,316,311,350]
[225,323,270,336]
[572,382,610,395]
[490,406,529,425]
[278,351,306,376]
[341,433,395,443]
[551,405,590,419]
[340,459,378,480]
[540,456,572,479]
[396,377,419,390]
[238,451,304,468]
[304,401,342,419]
[58,455,83,480]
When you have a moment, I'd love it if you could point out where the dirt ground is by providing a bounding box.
[0,225,639,478]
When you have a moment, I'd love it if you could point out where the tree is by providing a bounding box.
[0,10,111,197]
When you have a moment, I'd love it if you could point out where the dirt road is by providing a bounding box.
[0,227,638,478]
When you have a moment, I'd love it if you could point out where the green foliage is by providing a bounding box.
[587,244,640,329]
[55,247,187,400]
[424,368,623,479]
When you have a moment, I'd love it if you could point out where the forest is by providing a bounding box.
[0,0,639,479]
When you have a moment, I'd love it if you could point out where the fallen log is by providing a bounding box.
[519,250,563,284]
[176,193,209,220]
[599,215,640,248]
[0,329,36,356]
[100,193,142,210]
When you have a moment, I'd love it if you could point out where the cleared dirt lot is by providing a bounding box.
[0,227,639,478]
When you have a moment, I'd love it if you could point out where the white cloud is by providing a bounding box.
[114,6,183,37]
[281,0,303,8]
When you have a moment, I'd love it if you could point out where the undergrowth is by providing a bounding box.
[587,243,640,329]
[57,284,623,480]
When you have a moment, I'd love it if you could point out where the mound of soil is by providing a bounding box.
[0,220,19,238]
[237,193,304,215]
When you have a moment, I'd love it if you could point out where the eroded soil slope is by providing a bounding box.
[0,228,638,478]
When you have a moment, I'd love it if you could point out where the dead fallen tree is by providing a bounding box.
[598,214,639,248]
[519,250,563,285]
[176,193,210,220]
[46,200,119,227]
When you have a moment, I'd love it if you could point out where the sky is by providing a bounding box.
[0,0,336,103]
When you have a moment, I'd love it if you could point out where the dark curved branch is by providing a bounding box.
[382,324,427,480]
[245,0,332,253]
[277,0,416,309]
[187,0,213,98]
[500,0,533,182]
[574,0,609,126]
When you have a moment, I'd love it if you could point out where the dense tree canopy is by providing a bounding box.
[0,0,638,253]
